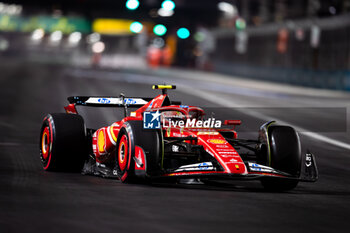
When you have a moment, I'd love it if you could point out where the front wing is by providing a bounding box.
[158,152,318,182]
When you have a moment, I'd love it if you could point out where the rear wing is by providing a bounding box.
[67,96,153,107]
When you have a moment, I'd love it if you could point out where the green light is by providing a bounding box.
[126,0,139,10]
[177,28,190,39]
[130,21,143,33]
[194,32,205,42]
[153,24,167,36]
[235,18,246,30]
[162,0,175,11]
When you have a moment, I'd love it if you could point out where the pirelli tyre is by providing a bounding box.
[39,113,87,172]
[259,124,302,191]
[115,121,162,183]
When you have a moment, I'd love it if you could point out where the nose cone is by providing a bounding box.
[199,135,247,174]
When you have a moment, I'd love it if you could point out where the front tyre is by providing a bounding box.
[259,125,301,191]
[39,113,87,172]
[115,121,162,182]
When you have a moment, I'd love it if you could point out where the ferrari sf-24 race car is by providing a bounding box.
[39,85,318,191]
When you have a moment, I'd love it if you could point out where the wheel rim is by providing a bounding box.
[41,126,50,160]
[118,135,128,171]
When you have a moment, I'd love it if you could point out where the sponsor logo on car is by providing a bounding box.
[98,98,111,104]
[197,132,219,135]
[217,149,234,151]
[172,133,185,137]
[226,159,245,164]
[248,162,279,173]
[124,98,137,105]
[207,139,227,144]
[214,144,230,148]
[174,162,214,172]
[218,154,239,158]
[143,110,161,129]
[189,128,216,132]
[198,162,211,170]
[218,151,237,154]
[305,153,312,167]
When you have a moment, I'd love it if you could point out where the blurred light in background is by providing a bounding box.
[194,31,205,42]
[235,31,248,54]
[153,24,167,36]
[50,30,62,43]
[329,6,337,15]
[0,2,22,15]
[310,26,321,48]
[0,37,9,51]
[152,37,165,48]
[87,33,101,44]
[295,28,305,41]
[92,41,105,53]
[217,2,237,17]
[161,0,175,11]
[0,14,90,34]
[158,8,174,17]
[93,19,136,35]
[31,28,45,41]
[68,32,82,46]
[177,28,190,39]
[130,21,143,33]
[126,0,139,10]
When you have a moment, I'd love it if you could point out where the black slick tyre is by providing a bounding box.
[39,113,87,172]
[260,125,301,191]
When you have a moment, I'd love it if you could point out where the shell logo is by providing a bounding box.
[207,139,226,144]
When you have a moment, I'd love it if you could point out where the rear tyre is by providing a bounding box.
[39,113,87,172]
[259,125,301,191]
[115,128,133,182]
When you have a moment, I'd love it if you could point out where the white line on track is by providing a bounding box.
[181,87,350,151]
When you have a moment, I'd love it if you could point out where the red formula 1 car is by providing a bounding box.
[39,85,318,191]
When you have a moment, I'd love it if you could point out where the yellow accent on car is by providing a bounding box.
[152,85,176,90]
[207,139,226,144]
[98,130,105,153]
[110,126,117,142]
[166,128,171,137]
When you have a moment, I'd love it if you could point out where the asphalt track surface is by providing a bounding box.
[1,61,350,233]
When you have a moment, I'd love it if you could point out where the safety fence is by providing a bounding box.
[212,14,350,91]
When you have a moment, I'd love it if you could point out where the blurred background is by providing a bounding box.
[0,0,349,90]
